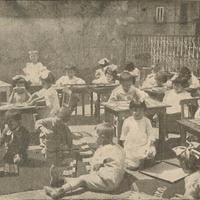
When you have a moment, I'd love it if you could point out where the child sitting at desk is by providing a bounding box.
[0,110,30,174]
[124,61,140,85]
[163,76,191,133]
[95,58,110,79]
[120,98,156,170]
[35,107,73,158]
[108,72,147,102]
[92,65,119,85]
[56,65,85,86]
[23,50,46,84]
[166,67,200,89]
[28,70,60,118]
[9,75,31,104]
[44,122,125,199]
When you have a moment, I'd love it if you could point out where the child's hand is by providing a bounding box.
[13,87,18,93]
[145,145,156,158]
[13,154,21,163]
[93,163,104,171]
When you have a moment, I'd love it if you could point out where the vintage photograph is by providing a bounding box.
[0,0,200,199]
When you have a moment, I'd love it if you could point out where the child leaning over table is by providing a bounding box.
[44,122,125,199]
[9,75,31,104]
[28,70,60,118]
[35,107,73,156]
[108,72,148,102]
[119,98,156,170]
[0,110,30,173]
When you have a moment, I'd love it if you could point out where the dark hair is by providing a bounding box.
[40,71,55,84]
[12,77,30,90]
[129,98,147,110]
[124,61,135,71]
[56,107,71,121]
[179,67,192,80]
[105,67,118,82]
[172,76,189,88]
[120,72,132,82]
[5,110,21,122]
[155,72,168,84]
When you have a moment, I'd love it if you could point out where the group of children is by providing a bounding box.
[1,50,200,198]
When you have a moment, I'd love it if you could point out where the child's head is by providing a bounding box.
[29,50,39,64]
[12,75,30,93]
[129,98,146,120]
[119,72,133,92]
[172,76,189,93]
[184,172,200,199]
[5,110,21,131]
[151,64,162,74]
[179,67,192,81]
[95,123,114,146]
[98,58,109,68]
[105,66,117,84]
[39,70,55,88]
[56,107,71,123]
[155,72,168,87]
[65,65,76,79]
[124,61,135,72]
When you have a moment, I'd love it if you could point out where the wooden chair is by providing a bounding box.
[62,87,78,116]
[180,97,200,119]
[178,97,200,144]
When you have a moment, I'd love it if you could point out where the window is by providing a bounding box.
[180,3,188,24]
[156,7,165,23]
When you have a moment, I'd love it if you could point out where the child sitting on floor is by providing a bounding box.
[0,110,30,174]
[9,75,31,104]
[44,122,125,199]
[108,72,147,102]
[23,50,46,84]
[28,70,60,118]
[120,98,156,170]
[35,107,73,157]
[56,65,85,86]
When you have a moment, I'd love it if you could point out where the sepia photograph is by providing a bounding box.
[0,0,200,199]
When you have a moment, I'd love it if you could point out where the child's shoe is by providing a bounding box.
[44,186,65,200]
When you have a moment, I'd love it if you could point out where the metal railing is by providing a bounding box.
[126,34,200,75]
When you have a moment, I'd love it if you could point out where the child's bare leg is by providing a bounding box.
[44,177,85,199]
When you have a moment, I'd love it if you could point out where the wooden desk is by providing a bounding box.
[142,87,166,102]
[103,97,170,159]
[177,119,200,145]
[89,84,118,122]
[0,103,37,132]
[0,81,11,102]
[53,85,88,116]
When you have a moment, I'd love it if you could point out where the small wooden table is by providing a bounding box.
[0,81,11,102]
[0,103,37,132]
[142,87,166,102]
[89,84,118,122]
[177,118,200,145]
[103,97,170,159]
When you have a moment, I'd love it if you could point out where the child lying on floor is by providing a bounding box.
[44,122,125,199]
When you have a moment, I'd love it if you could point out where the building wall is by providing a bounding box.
[0,0,199,83]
